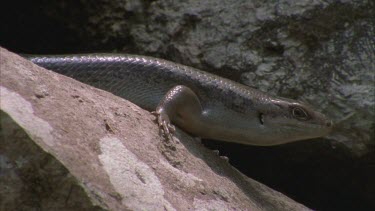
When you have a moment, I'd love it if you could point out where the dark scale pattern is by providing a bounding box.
[27,54,271,113]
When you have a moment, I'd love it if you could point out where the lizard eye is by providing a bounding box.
[292,107,309,120]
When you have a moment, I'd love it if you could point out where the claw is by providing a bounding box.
[152,110,175,140]
[168,123,176,133]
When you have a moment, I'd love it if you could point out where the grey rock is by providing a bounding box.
[1,0,374,209]
[74,0,373,155]
[0,48,311,211]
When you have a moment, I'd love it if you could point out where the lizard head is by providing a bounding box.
[256,98,333,145]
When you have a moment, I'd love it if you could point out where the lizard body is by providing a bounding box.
[25,54,332,145]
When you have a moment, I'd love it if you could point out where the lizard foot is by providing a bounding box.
[152,110,175,140]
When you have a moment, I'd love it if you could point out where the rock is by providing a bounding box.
[4,0,373,156]
[0,48,311,210]
[1,0,374,209]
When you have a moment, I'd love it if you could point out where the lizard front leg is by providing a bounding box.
[153,85,204,140]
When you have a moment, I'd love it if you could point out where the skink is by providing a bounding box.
[24,54,333,145]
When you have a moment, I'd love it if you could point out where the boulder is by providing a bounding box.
[0,47,310,210]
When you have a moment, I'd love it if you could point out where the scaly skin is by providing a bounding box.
[24,54,333,145]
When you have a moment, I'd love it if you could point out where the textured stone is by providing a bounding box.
[20,0,373,154]
[1,0,374,209]
[0,48,311,210]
